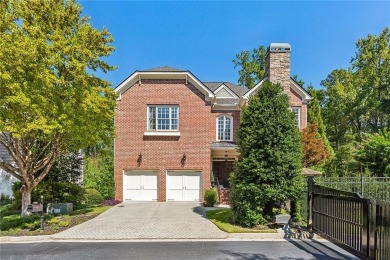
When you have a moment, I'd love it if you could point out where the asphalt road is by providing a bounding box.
[0,240,359,260]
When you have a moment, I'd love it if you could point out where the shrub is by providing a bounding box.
[101,199,121,206]
[12,181,86,210]
[204,188,218,207]
[84,188,103,206]
[58,220,70,227]
[0,194,13,206]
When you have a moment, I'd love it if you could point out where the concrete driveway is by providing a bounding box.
[53,202,227,240]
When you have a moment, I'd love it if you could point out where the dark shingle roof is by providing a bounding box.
[203,82,248,97]
[210,142,238,148]
[0,144,13,163]
[141,66,185,72]
[214,98,239,105]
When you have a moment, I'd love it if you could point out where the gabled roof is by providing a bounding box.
[242,77,312,102]
[115,67,215,101]
[203,82,248,97]
[141,66,185,72]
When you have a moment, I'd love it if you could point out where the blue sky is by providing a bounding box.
[80,1,389,89]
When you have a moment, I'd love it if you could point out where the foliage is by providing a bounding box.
[231,82,303,227]
[307,89,333,157]
[0,204,111,236]
[204,188,218,207]
[12,181,86,210]
[321,69,358,149]
[232,45,267,88]
[357,129,390,177]
[322,139,361,177]
[84,188,103,206]
[44,152,83,183]
[352,27,390,132]
[206,209,276,233]
[301,124,331,167]
[317,27,390,177]
[83,145,114,199]
[0,194,13,206]
[0,0,116,215]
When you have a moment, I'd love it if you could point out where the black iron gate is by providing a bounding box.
[307,176,390,260]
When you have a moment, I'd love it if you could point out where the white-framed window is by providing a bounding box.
[148,105,179,131]
[291,107,301,129]
[216,115,233,141]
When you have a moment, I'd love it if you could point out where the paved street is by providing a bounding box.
[0,241,359,260]
[53,202,227,239]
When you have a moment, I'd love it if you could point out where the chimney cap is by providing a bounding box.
[269,43,291,53]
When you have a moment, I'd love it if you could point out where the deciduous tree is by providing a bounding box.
[0,0,116,215]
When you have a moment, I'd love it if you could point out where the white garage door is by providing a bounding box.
[123,171,158,201]
[166,171,201,201]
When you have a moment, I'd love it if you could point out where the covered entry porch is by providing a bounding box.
[210,142,239,204]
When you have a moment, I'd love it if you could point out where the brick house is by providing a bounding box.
[114,43,311,203]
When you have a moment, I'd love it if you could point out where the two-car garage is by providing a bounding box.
[123,170,201,202]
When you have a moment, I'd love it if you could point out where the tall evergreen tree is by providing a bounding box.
[230,82,303,227]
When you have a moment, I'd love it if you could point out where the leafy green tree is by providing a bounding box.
[357,129,390,177]
[321,69,358,148]
[83,146,114,200]
[352,27,390,131]
[231,82,303,227]
[0,0,116,215]
[232,45,267,88]
[232,45,306,89]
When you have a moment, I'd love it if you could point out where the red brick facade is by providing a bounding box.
[114,43,311,203]
[114,79,242,201]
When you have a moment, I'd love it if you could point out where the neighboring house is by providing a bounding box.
[0,144,17,197]
[114,43,312,203]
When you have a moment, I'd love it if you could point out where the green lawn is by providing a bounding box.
[205,209,277,233]
[0,204,111,236]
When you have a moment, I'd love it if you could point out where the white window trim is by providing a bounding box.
[147,105,179,132]
[216,115,233,141]
[291,107,301,129]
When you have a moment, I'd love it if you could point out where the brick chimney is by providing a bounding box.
[265,43,291,96]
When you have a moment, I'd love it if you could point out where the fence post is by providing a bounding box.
[361,175,365,197]
[369,199,376,259]
[307,176,314,234]
[362,200,370,258]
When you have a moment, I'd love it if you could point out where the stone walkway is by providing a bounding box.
[52,202,228,240]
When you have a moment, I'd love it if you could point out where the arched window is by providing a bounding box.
[216,115,233,141]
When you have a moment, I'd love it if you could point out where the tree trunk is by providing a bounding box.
[21,185,32,217]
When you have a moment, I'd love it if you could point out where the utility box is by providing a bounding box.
[273,214,291,225]
[47,203,73,215]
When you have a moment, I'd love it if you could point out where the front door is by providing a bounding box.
[212,160,234,188]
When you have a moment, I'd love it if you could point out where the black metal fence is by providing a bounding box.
[315,176,390,201]
[308,177,390,260]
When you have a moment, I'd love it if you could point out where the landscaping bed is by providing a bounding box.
[206,209,277,233]
[0,204,111,236]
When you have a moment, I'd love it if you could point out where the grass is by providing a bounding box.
[206,209,277,233]
[0,204,111,236]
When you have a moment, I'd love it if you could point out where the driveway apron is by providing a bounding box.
[53,202,227,240]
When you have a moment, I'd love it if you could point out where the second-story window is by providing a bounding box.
[148,106,179,131]
[217,115,233,141]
